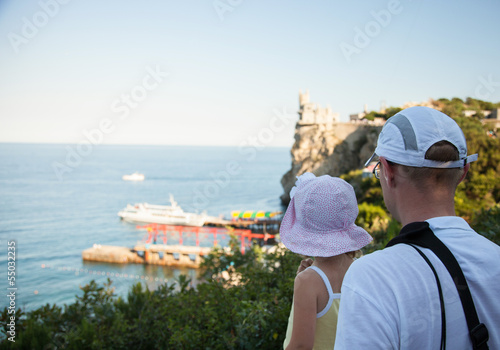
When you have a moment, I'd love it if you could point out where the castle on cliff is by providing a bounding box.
[298,91,500,132]
[298,90,383,126]
[298,90,339,125]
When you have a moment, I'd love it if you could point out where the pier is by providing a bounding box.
[204,217,282,235]
[82,244,211,268]
[204,211,282,236]
[82,224,277,268]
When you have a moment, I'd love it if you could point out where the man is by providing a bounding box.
[334,106,500,349]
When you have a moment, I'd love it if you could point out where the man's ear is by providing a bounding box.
[458,163,470,185]
[380,157,395,186]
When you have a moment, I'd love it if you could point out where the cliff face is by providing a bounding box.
[280,122,381,204]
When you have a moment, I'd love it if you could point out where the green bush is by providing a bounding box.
[470,203,500,245]
[1,239,302,349]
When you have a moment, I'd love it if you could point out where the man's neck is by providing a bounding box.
[395,185,457,227]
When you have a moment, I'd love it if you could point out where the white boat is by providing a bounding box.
[118,195,207,227]
[122,172,145,181]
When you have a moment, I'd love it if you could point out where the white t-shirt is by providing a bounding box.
[334,216,500,349]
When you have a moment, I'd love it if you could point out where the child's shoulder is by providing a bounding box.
[293,267,325,299]
[295,267,324,287]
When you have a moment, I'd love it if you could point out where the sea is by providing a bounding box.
[0,143,291,311]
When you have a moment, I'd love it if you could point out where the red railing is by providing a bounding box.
[136,224,275,254]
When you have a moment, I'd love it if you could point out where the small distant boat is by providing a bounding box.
[122,172,145,181]
[118,194,207,227]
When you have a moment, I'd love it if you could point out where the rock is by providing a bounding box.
[280,122,381,205]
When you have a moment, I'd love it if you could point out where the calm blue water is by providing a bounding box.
[0,143,290,311]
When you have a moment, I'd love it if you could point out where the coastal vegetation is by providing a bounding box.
[1,239,302,349]
[1,97,499,349]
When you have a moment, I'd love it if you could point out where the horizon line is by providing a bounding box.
[0,141,292,149]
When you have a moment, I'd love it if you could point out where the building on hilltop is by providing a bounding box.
[349,104,385,126]
[482,108,500,132]
[349,104,368,123]
[298,90,339,125]
[463,109,493,118]
[401,99,438,109]
[489,108,500,119]
[296,91,498,138]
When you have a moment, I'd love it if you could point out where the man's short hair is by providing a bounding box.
[394,141,464,187]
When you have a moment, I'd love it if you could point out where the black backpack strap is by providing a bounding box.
[387,222,489,350]
[407,243,446,350]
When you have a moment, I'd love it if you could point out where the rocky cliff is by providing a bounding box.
[280,122,381,204]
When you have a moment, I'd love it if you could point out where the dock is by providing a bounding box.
[82,245,142,264]
[204,218,282,237]
[82,224,277,268]
[82,244,211,268]
[203,210,282,235]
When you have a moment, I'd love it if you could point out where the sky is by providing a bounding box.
[1,0,499,147]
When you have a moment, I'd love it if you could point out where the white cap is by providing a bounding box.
[365,106,478,168]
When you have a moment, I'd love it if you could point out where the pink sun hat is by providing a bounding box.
[280,173,372,257]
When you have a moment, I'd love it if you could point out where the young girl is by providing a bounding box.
[281,173,372,350]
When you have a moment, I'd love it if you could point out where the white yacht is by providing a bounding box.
[122,172,145,181]
[118,195,207,227]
